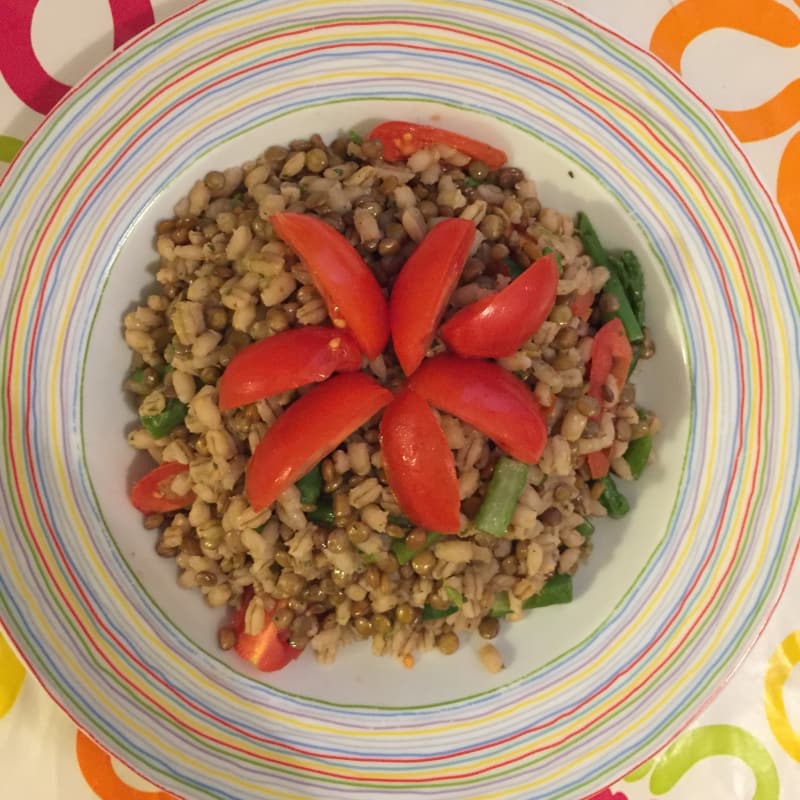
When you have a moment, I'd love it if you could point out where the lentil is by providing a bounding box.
[437,631,460,655]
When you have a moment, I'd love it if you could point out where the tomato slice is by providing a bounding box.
[218,327,362,411]
[571,290,595,322]
[390,218,475,375]
[130,461,194,513]
[367,121,508,169]
[586,449,611,479]
[231,589,302,672]
[270,213,389,359]
[440,253,559,358]
[408,354,548,464]
[379,388,461,533]
[589,317,633,407]
[246,372,393,510]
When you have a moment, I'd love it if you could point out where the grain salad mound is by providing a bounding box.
[123,124,658,672]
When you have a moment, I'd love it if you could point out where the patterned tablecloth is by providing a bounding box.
[1,1,798,798]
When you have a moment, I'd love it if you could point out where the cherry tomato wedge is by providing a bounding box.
[246,373,393,510]
[586,449,611,479]
[571,290,595,322]
[270,213,389,359]
[390,218,475,376]
[440,253,559,358]
[408,354,548,464]
[589,317,633,407]
[231,589,302,672]
[218,327,362,411]
[380,388,461,533]
[367,121,507,170]
[130,461,194,513]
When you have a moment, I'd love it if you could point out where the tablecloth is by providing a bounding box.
[0,1,798,798]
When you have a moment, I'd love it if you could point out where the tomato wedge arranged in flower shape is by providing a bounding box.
[246,373,393,511]
[409,354,548,464]
[130,461,194,513]
[231,589,302,671]
[218,326,362,410]
[271,212,390,359]
[390,217,475,375]
[380,388,461,533]
[367,121,508,170]
[408,355,547,464]
[240,217,548,529]
[441,253,559,359]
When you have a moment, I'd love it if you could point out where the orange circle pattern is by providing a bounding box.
[76,730,175,800]
[650,0,800,245]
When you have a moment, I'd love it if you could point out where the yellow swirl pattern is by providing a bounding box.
[765,631,800,762]
[0,635,25,718]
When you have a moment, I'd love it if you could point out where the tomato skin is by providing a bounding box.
[408,355,548,464]
[246,373,393,511]
[130,461,194,513]
[218,327,362,411]
[270,213,389,359]
[390,218,475,376]
[231,590,301,672]
[589,317,633,407]
[586,449,611,479]
[379,389,461,533]
[367,121,507,169]
[571,290,595,322]
[441,253,559,358]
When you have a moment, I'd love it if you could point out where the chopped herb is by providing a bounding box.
[502,256,525,279]
[444,585,465,606]
[307,500,335,525]
[128,363,173,388]
[421,603,459,621]
[388,513,413,529]
[296,464,322,506]
[490,591,511,618]
[541,246,564,272]
[391,531,443,565]
[140,398,187,439]
[421,584,463,621]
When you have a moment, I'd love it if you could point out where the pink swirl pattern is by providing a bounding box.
[0,0,154,114]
